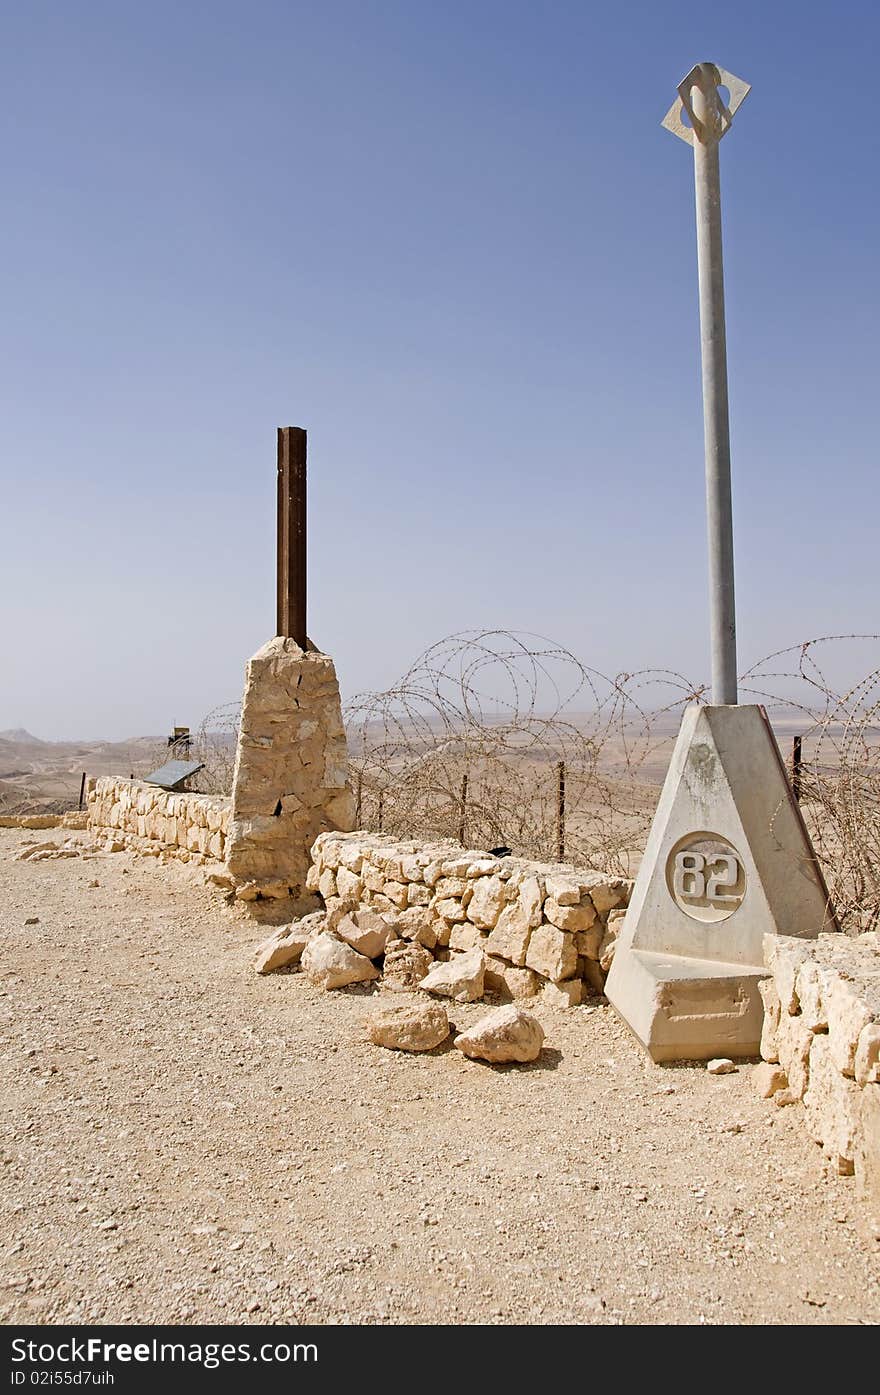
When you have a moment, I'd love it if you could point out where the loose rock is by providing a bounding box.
[367,999,450,1053]
[753,1062,788,1098]
[419,947,486,1003]
[707,1058,738,1076]
[335,908,395,960]
[454,1005,545,1064]
[382,939,434,992]
[253,912,324,975]
[301,932,379,990]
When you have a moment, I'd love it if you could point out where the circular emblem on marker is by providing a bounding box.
[665,832,746,923]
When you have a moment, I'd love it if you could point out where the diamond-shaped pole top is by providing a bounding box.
[662,62,750,147]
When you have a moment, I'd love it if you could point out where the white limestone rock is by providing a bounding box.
[544,898,596,933]
[855,1022,880,1086]
[454,1005,544,1064]
[825,975,875,1078]
[758,977,782,1063]
[525,925,577,982]
[587,880,629,915]
[541,979,584,1008]
[775,1009,814,1100]
[367,999,450,1053]
[599,913,624,972]
[763,935,812,1016]
[448,922,483,953]
[253,912,324,974]
[484,957,540,1001]
[335,909,396,960]
[433,896,468,923]
[707,1058,737,1075]
[301,932,379,990]
[485,876,542,966]
[794,958,831,1033]
[753,1062,788,1098]
[395,906,439,948]
[382,939,434,992]
[544,874,581,906]
[335,866,363,903]
[467,859,506,879]
[466,875,508,930]
[434,877,469,900]
[803,1034,859,1175]
[338,843,365,874]
[318,868,337,902]
[383,880,409,909]
[419,947,486,1003]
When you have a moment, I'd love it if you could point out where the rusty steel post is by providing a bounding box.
[556,760,565,863]
[663,63,750,705]
[276,427,307,647]
[791,735,803,803]
[78,771,87,810]
[459,773,468,846]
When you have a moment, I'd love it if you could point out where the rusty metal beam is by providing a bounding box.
[276,426,307,647]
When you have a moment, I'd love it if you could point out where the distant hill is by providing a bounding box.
[0,731,164,815]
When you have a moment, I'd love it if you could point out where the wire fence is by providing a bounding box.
[343,630,879,934]
[740,635,880,934]
[5,631,877,933]
[344,630,701,876]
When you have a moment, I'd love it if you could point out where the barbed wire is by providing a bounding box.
[344,629,879,933]
[740,635,880,933]
[345,629,703,877]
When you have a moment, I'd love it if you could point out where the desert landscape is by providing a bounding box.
[3,7,879,1354]
[0,730,162,816]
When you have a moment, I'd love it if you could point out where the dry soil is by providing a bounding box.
[1,828,878,1326]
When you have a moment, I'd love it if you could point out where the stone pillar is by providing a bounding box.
[225,637,355,895]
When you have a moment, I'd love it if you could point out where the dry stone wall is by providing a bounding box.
[307,832,632,1005]
[87,776,229,863]
[760,931,879,1225]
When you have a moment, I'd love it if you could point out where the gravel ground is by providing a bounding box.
[1,827,878,1327]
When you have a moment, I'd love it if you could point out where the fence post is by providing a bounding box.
[458,773,468,845]
[791,735,803,803]
[78,772,87,810]
[355,772,363,827]
[556,760,565,862]
[377,791,384,833]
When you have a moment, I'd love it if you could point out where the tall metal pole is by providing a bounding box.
[276,426,307,648]
[663,62,750,705]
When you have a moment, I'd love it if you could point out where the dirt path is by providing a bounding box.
[1,828,878,1326]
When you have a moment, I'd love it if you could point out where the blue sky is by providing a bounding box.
[1,1,877,738]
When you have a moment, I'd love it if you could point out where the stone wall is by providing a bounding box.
[307,832,632,1006]
[760,932,879,1224]
[87,776,230,863]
